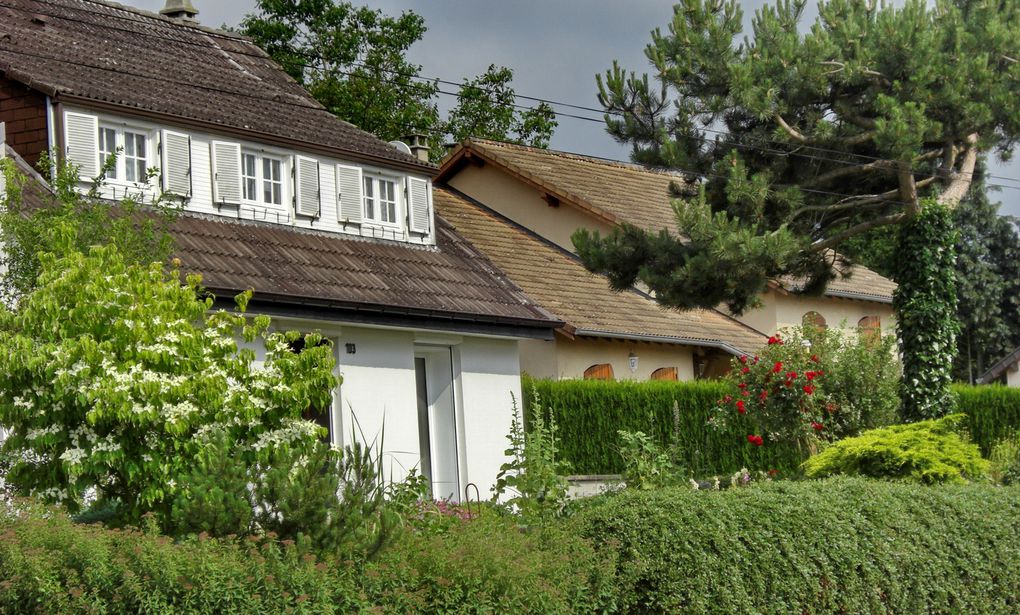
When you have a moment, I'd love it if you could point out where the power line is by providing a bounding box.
[4,1,1020,194]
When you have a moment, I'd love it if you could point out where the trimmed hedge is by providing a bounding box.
[954,384,1020,455]
[522,376,804,477]
[571,478,1020,614]
[525,377,1020,475]
[0,505,614,614]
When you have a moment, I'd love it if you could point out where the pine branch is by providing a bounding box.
[810,212,909,253]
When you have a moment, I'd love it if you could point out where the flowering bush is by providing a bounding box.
[709,332,832,449]
[0,244,338,525]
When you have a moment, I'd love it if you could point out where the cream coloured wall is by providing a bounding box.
[1007,367,1020,387]
[519,338,559,379]
[553,337,695,381]
[730,289,896,337]
[446,164,615,253]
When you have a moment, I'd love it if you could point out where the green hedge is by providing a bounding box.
[954,384,1020,455]
[572,478,1020,614]
[522,376,805,477]
[0,505,613,614]
[525,377,1020,475]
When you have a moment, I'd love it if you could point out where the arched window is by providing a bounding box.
[650,367,678,381]
[802,311,827,331]
[583,363,615,381]
[858,316,881,342]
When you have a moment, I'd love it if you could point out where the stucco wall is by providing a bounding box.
[1007,367,1020,388]
[552,337,695,381]
[446,164,615,252]
[731,290,896,337]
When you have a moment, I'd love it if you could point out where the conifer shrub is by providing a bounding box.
[954,384,1020,455]
[572,478,1020,614]
[801,415,988,484]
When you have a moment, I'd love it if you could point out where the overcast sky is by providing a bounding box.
[131,0,1020,216]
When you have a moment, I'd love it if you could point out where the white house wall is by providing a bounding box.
[61,105,436,247]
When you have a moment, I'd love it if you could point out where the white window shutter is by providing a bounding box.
[336,163,363,224]
[64,111,99,179]
[210,141,242,205]
[294,156,320,217]
[160,129,192,197]
[407,177,431,234]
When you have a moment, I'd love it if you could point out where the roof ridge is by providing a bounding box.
[467,138,690,180]
[70,0,248,41]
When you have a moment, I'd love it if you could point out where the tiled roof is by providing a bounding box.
[977,346,1020,385]
[0,0,431,173]
[439,138,896,303]
[4,148,558,330]
[434,186,766,355]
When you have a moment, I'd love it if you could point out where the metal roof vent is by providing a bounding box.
[160,0,199,23]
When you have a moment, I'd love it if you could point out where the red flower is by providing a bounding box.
[805,371,817,381]
[742,390,750,397]
[811,421,824,431]
[784,380,794,388]
[772,361,783,373]
[768,469,779,477]
[768,334,783,345]
[741,366,750,374]
[736,400,746,414]
[724,395,733,403]
[759,390,769,401]
[753,356,760,363]
[739,355,747,364]
[811,355,820,363]
[747,434,764,446]
[803,384,815,395]
[786,371,798,380]
[738,382,747,389]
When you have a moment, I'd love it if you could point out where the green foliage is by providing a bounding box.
[523,376,804,477]
[801,415,988,484]
[895,201,960,420]
[0,503,616,614]
[617,430,683,489]
[988,432,1020,486]
[443,64,557,154]
[0,244,338,525]
[0,152,180,304]
[955,384,1020,455]
[579,0,1020,313]
[493,395,570,521]
[241,0,441,142]
[571,478,1020,614]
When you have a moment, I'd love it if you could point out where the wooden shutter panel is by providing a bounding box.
[210,141,242,205]
[160,129,192,196]
[64,111,99,179]
[407,176,430,234]
[294,156,320,217]
[336,163,363,223]
[651,367,678,381]
[583,363,615,381]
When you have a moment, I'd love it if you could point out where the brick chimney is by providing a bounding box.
[160,0,199,23]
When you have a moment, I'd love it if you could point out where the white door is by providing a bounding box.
[414,346,460,500]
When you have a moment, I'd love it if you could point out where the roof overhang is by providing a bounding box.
[977,346,1020,385]
[571,328,748,356]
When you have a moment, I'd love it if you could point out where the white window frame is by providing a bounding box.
[239,149,287,208]
[97,123,153,185]
[362,174,401,227]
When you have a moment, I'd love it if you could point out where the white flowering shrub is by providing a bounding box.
[0,245,338,524]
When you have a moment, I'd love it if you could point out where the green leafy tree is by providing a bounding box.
[442,64,557,154]
[0,242,338,525]
[0,153,179,304]
[578,0,1020,414]
[241,0,441,141]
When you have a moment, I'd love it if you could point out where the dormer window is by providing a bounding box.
[363,175,399,225]
[97,125,150,183]
[241,150,284,206]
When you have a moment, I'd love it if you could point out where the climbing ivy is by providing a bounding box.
[895,200,960,421]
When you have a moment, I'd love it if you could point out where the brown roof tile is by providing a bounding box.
[0,0,431,173]
[434,186,766,355]
[441,139,896,303]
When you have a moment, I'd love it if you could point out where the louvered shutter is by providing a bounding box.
[294,156,320,217]
[407,177,430,234]
[210,141,242,205]
[336,163,363,223]
[64,111,99,179]
[160,129,192,197]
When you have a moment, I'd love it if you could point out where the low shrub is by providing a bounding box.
[954,384,1020,455]
[522,377,803,476]
[801,414,988,484]
[572,478,1020,614]
[989,432,1020,485]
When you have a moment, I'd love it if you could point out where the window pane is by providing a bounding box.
[363,177,375,219]
[272,183,281,205]
[98,128,117,179]
[262,158,282,205]
[242,153,257,201]
[124,132,146,183]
